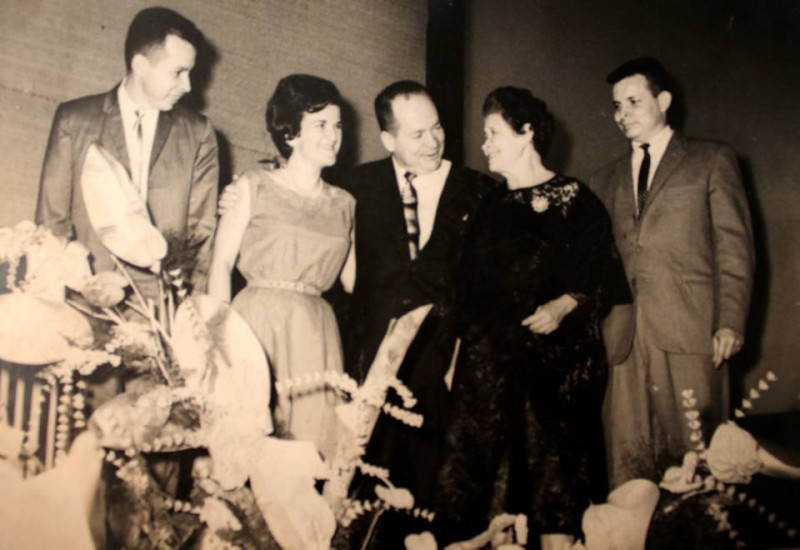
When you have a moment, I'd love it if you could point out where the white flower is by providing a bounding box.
[375,485,414,509]
[199,497,241,532]
[531,195,549,213]
[706,422,761,484]
[405,531,437,550]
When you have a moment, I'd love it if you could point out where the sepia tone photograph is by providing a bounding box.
[0,0,798,548]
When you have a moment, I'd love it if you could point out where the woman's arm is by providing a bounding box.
[207,177,251,303]
[340,226,356,294]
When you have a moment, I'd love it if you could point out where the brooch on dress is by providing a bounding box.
[531,195,550,213]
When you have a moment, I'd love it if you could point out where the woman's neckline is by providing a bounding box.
[507,172,559,191]
[267,169,326,199]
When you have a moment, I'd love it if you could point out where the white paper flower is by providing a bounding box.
[80,143,167,272]
[531,195,550,213]
[706,422,761,484]
[405,531,438,550]
[375,485,414,509]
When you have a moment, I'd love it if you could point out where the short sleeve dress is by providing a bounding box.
[231,169,354,460]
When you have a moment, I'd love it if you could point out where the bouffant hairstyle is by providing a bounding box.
[482,86,554,157]
[266,74,343,158]
[606,57,674,97]
[125,7,204,72]
[374,80,431,133]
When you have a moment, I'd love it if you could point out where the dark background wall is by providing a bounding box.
[465,0,800,412]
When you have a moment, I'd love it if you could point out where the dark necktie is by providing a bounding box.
[400,171,420,260]
[637,143,651,216]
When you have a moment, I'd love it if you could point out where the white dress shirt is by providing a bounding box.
[392,158,451,249]
[630,125,674,204]
[118,82,159,200]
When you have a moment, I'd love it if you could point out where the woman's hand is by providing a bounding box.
[217,174,245,216]
[521,294,578,335]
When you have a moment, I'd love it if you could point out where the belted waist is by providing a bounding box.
[249,279,322,296]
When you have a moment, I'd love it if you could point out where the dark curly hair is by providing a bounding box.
[266,74,343,159]
[482,86,554,157]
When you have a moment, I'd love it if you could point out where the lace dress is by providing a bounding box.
[231,169,354,460]
[437,175,614,540]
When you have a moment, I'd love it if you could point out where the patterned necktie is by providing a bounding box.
[637,143,651,216]
[400,171,420,260]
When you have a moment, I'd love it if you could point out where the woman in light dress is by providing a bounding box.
[208,74,354,460]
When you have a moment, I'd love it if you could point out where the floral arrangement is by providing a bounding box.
[657,372,798,549]
[0,143,431,549]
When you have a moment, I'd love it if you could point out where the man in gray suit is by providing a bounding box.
[36,7,219,295]
[590,57,755,488]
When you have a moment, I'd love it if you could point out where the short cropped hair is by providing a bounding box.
[125,7,204,72]
[482,86,555,157]
[606,57,674,96]
[374,80,432,133]
[266,74,343,159]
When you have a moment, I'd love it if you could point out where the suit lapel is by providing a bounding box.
[613,154,636,220]
[99,87,131,175]
[426,162,459,244]
[150,109,173,170]
[373,158,409,245]
[641,132,686,216]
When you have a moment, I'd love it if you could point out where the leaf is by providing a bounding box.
[172,294,272,490]
[80,143,166,271]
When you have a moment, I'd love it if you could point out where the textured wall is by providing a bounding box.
[465,0,800,412]
[0,0,427,225]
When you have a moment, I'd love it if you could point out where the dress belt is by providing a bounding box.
[250,279,322,296]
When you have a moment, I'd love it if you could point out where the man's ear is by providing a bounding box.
[657,90,672,114]
[130,53,149,77]
[379,130,396,154]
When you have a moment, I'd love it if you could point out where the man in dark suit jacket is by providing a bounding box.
[590,58,755,488]
[339,81,493,547]
[36,7,219,297]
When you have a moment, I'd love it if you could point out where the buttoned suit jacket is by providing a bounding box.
[590,132,754,365]
[35,86,219,290]
[338,157,493,383]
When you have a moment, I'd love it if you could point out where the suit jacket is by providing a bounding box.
[35,86,219,292]
[590,132,754,363]
[337,157,493,382]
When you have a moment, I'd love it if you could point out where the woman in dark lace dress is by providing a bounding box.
[436,87,621,550]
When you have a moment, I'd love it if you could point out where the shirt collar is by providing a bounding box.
[118,80,158,120]
[391,157,452,186]
[631,125,673,158]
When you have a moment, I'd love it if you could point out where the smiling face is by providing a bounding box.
[287,103,342,168]
[131,34,195,111]
[380,93,444,175]
[481,112,532,176]
[612,74,671,144]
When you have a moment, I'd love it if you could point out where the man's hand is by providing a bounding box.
[713,328,744,368]
[217,175,244,216]
[522,294,578,335]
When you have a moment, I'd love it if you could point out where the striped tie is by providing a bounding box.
[400,171,420,260]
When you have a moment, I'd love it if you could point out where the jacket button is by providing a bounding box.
[630,278,637,288]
